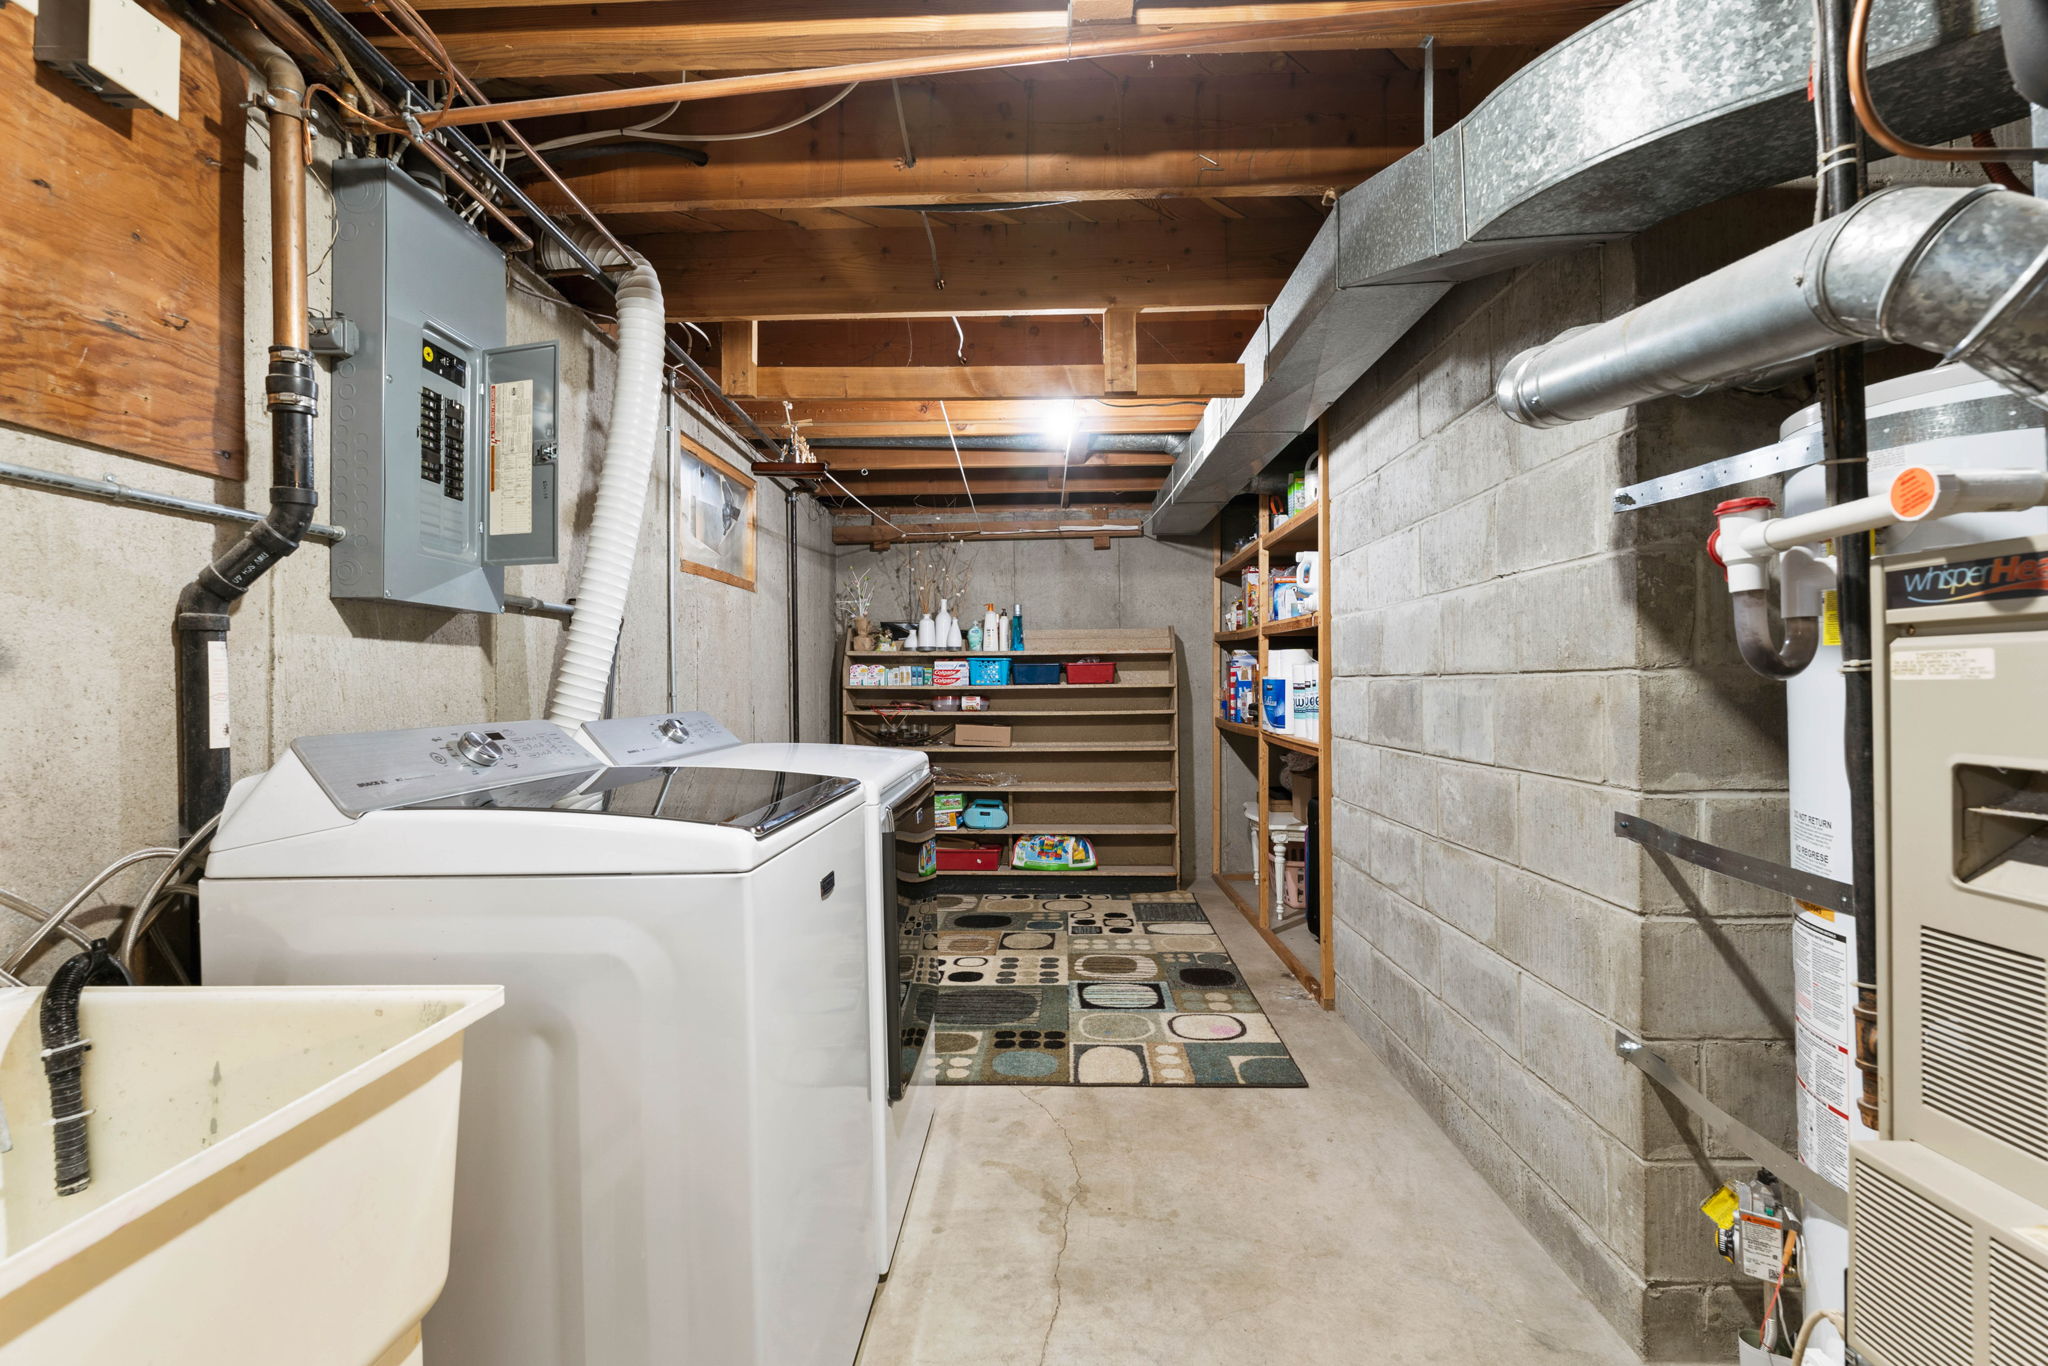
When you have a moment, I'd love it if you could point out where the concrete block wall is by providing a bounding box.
[0,111,835,970]
[1321,193,1813,1361]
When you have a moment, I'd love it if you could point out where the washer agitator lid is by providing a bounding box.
[401,764,860,839]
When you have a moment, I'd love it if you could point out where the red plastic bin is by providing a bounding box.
[935,840,1003,871]
[1064,660,1118,685]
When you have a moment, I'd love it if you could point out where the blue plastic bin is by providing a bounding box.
[1010,661,1062,685]
[968,657,1012,685]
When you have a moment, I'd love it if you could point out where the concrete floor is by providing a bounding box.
[858,879,1649,1366]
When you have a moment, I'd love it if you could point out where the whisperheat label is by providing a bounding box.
[1888,550,2048,608]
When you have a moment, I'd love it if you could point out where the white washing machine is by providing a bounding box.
[199,719,879,1366]
[580,712,939,1276]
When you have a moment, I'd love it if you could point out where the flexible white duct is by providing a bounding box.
[545,230,667,724]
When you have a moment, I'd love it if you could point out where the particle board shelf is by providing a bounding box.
[920,741,1174,753]
[1262,503,1320,554]
[940,863,1178,878]
[842,625,1183,884]
[1210,429,1335,1010]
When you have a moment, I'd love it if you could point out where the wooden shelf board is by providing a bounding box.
[1262,502,1320,553]
[1213,627,1259,643]
[845,707,1176,718]
[1214,539,1260,579]
[1262,730,1322,756]
[1216,719,1260,738]
[918,741,1174,753]
[937,780,1176,792]
[1261,612,1320,637]
[846,647,1173,659]
[1214,873,1321,997]
[940,863,1178,878]
[847,682,1171,692]
[953,822,1176,836]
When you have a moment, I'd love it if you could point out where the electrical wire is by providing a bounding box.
[937,401,982,524]
[819,467,910,534]
[1848,0,2048,161]
[532,83,859,153]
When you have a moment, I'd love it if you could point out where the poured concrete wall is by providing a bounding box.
[0,114,833,970]
[1321,192,1812,1360]
[834,533,1229,882]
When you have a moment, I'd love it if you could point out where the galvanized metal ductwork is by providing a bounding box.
[1145,0,2022,535]
[1495,185,2048,427]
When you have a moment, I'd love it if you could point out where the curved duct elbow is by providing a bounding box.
[1729,590,1820,679]
[1496,186,2048,428]
[545,228,666,726]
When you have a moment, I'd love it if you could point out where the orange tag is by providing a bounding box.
[1891,467,1937,519]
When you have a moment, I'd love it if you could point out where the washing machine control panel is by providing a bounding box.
[581,710,739,765]
[293,720,602,816]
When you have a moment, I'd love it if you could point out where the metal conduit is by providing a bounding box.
[1494,185,2048,426]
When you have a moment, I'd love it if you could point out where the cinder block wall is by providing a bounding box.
[1322,193,1812,1360]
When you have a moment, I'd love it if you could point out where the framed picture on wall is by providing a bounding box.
[678,435,756,591]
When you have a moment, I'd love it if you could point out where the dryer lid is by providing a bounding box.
[400,764,859,838]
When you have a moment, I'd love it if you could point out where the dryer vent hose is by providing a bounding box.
[545,227,667,725]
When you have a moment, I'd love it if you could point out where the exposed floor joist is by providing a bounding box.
[642,217,1317,318]
[804,448,1176,470]
[733,363,1242,400]
[747,312,1261,368]
[372,1,1612,78]
[525,68,1436,213]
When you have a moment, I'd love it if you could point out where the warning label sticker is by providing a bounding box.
[1890,647,1995,681]
[1794,909,1855,1191]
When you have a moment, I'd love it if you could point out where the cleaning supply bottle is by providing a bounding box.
[968,624,983,650]
[917,608,935,649]
[983,603,998,649]
[1011,603,1024,649]
[997,609,1011,651]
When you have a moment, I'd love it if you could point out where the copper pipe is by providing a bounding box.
[416,1,1569,131]
[226,14,311,348]
[1972,130,2031,191]
[1849,0,2048,161]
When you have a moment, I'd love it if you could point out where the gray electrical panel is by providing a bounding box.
[329,159,558,612]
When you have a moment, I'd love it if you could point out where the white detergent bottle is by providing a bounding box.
[983,603,998,649]
[997,610,1011,651]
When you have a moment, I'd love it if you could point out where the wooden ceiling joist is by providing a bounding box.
[731,363,1241,401]
[382,1,1609,81]
[527,71,1424,213]
[750,312,1260,369]
[820,470,1166,496]
[644,217,1315,320]
[802,447,1176,471]
[832,506,1148,545]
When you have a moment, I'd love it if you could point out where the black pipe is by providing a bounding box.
[787,487,802,742]
[1816,0,1881,1131]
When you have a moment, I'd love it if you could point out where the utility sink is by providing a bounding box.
[0,985,501,1365]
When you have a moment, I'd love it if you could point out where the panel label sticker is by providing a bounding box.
[1890,648,1996,681]
[1889,550,2048,608]
[489,378,534,537]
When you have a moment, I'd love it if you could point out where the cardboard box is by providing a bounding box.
[933,792,965,829]
[951,723,1012,748]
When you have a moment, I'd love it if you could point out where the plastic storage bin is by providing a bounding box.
[935,840,1003,871]
[1064,660,1118,685]
[1010,662,1062,685]
[0,984,501,1366]
[967,657,1012,686]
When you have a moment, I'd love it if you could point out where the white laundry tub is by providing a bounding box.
[0,984,501,1365]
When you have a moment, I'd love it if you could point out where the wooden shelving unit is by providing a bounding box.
[842,627,1181,881]
[1210,426,1336,1007]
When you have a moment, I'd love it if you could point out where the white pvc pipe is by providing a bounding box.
[545,231,667,725]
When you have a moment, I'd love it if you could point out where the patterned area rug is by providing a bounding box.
[912,891,1307,1087]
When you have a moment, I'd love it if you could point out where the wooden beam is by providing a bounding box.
[525,72,1413,212]
[720,320,758,397]
[822,470,1166,495]
[1102,308,1139,395]
[387,2,1613,82]
[811,447,1174,470]
[1071,0,1135,22]
[754,312,1259,369]
[744,362,1238,401]
[645,218,1315,320]
[831,507,1148,544]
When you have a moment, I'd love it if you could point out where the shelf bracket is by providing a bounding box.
[1614,812,1851,912]
[1615,1033,1847,1222]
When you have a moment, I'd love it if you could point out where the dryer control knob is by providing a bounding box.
[455,730,504,767]
[656,717,692,743]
